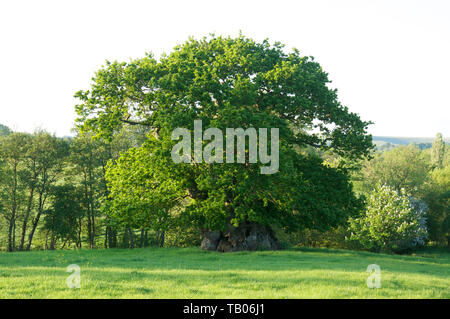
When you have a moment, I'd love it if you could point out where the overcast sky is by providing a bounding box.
[0,0,449,137]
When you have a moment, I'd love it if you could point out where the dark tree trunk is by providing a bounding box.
[7,219,15,252]
[26,211,41,251]
[106,226,112,248]
[45,232,49,250]
[155,230,165,247]
[201,222,280,252]
[140,229,145,247]
[128,228,134,249]
[26,192,45,251]
[159,231,165,247]
[61,238,68,249]
[19,184,35,251]
[12,221,16,251]
[77,218,82,249]
[104,227,108,249]
[90,213,96,248]
[107,227,117,248]
[86,205,95,249]
[49,233,56,250]
[7,164,18,252]
[144,230,148,247]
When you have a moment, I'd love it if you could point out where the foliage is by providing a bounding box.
[0,132,31,251]
[75,35,372,241]
[104,140,183,231]
[422,166,450,245]
[348,184,428,253]
[0,36,446,254]
[431,133,446,169]
[0,124,11,137]
[0,131,69,251]
[43,185,83,247]
[275,225,361,250]
[359,144,429,196]
[164,223,202,247]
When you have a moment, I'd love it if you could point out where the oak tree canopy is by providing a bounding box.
[75,35,373,251]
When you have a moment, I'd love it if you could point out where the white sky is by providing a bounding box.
[0,0,449,137]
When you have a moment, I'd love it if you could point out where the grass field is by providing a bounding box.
[0,247,448,298]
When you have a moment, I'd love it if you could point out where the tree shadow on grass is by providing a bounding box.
[2,267,448,298]
[0,247,448,281]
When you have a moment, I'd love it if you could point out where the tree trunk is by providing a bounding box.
[201,222,280,252]
[128,228,134,249]
[61,238,68,249]
[7,163,18,252]
[87,214,92,248]
[88,168,96,249]
[104,227,108,249]
[107,227,117,248]
[159,231,165,247]
[144,230,148,247]
[77,218,82,249]
[12,221,16,250]
[26,198,43,251]
[7,218,15,252]
[140,229,145,247]
[90,213,96,248]
[19,186,34,251]
[45,231,49,250]
[49,233,56,250]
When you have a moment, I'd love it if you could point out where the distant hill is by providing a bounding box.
[0,124,12,137]
[373,136,449,151]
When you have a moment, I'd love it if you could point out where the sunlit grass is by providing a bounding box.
[0,247,448,298]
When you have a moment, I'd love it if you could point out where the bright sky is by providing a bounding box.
[0,0,449,137]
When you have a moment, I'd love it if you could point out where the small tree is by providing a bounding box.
[423,166,450,245]
[348,184,428,253]
[0,132,30,251]
[43,185,83,249]
[431,133,445,169]
[360,144,429,196]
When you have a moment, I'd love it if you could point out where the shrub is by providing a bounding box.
[422,166,450,246]
[164,224,202,247]
[274,225,360,250]
[348,184,428,253]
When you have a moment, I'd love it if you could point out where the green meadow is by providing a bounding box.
[0,247,448,299]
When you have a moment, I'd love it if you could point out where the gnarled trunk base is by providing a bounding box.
[201,223,280,252]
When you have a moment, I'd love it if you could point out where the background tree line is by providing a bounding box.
[287,133,449,251]
[0,122,448,252]
[0,124,159,251]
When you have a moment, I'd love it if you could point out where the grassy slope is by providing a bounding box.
[0,247,448,299]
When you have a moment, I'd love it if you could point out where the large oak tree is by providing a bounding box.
[75,35,373,251]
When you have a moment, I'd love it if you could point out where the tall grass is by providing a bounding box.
[0,247,448,298]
